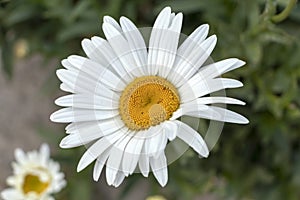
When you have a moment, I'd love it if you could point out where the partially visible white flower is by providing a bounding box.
[1,144,66,200]
[146,195,167,200]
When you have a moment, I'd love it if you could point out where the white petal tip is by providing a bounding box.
[59,139,69,149]
[161,6,171,12]
[158,180,167,187]
[93,175,100,182]
[201,151,210,158]
[240,118,249,124]
[202,24,209,29]
[77,164,85,173]
[103,15,112,22]
[49,113,56,122]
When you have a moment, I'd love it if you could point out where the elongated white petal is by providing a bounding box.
[61,59,77,71]
[172,102,248,124]
[190,97,245,106]
[60,83,73,93]
[145,126,168,157]
[112,171,126,187]
[179,78,243,103]
[175,120,209,157]
[186,106,249,124]
[67,55,126,91]
[14,149,26,165]
[150,152,168,187]
[55,94,119,110]
[120,17,147,73]
[171,35,217,87]
[1,189,23,200]
[77,128,127,172]
[103,22,143,77]
[40,144,50,165]
[106,132,133,185]
[56,69,120,96]
[65,117,124,135]
[199,58,246,79]
[81,39,107,66]
[60,124,116,148]
[122,130,146,176]
[103,16,122,31]
[93,148,111,181]
[163,121,178,141]
[50,108,118,123]
[138,145,150,177]
[148,6,172,75]
[90,36,132,83]
[156,13,183,78]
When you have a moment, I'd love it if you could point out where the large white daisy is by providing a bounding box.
[50,6,248,187]
[1,144,66,200]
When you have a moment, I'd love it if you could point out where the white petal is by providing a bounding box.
[102,22,143,77]
[138,144,150,177]
[56,69,120,96]
[175,120,209,157]
[93,147,111,181]
[103,16,122,32]
[120,16,147,74]
[112,170,126,187]
[171,35,217,87]
[144,126,168,157]
[39,143,50,165]
[106,132,134,185]
[172,103,220,120]
[14,148,26,165]
[173,99,248,124]
[184,106,249,124]
[65,117,124,134]
[90,36,132,83]
[163,121,178,141]
[1,189,23,200]
[55,94,119,110]
[199,58,246,79]
[179,78,243,103]
[122,130,146,176]
[77,128,127,172]
[190,97,245,105]
[61,59,77,71]
[60,83,73,93]
[167,24,209,83]
[156,13,183,78]
[67,55,126,91]
[150,151,168,187]
[50,108,118,123]
[81,39,110,67]
[147,6,172,75]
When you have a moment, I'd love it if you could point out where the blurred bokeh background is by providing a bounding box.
[1,0,300,199]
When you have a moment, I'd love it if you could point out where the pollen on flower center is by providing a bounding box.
[22,172,50,195]
[119,76,180,130]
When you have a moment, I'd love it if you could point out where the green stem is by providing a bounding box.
[272,0,297,23]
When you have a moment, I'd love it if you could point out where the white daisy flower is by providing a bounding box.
[50,6,248,187]
[1,144,66,200]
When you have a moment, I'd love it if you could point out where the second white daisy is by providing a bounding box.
[1,144,66,200]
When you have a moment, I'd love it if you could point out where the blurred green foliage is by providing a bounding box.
[1,0,300,199]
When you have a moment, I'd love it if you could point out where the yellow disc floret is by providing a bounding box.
[119,76,180,130]
[22,174,50,195]
[22,167,51,195]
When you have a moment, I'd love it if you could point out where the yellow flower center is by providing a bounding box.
[119,76,180,130]
[22,173,50,195]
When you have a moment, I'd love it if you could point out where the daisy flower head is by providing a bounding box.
[1,144,66,200]
[50,6,248,187]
